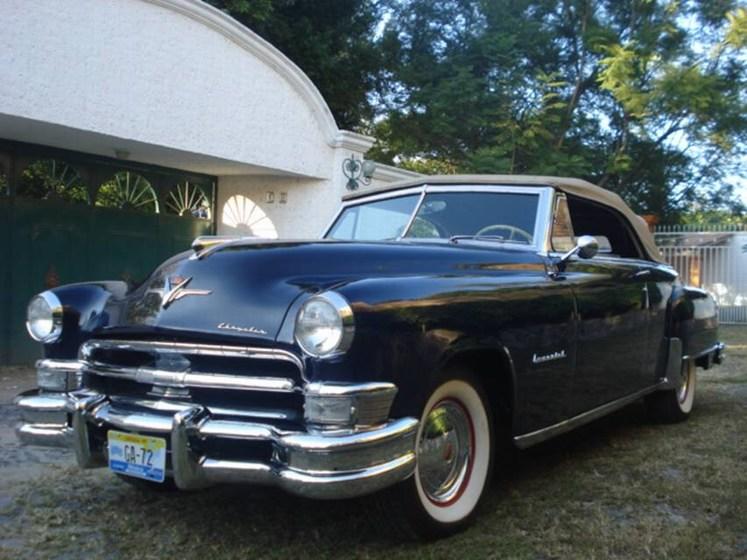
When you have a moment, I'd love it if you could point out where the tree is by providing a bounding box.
[371,0,747,223]
[206,0,382,129]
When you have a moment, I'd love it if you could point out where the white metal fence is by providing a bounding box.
[654,224,747,324]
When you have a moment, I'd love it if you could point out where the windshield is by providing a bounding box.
[326,190,540,245]
[326,194,420,240]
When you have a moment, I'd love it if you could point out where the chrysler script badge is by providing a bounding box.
[161,276,211,309]
[217,322,268,336]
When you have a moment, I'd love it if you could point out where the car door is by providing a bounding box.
[564,256,651,414]
[550,194,652,416]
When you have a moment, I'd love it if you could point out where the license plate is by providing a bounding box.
[107,430,166,483]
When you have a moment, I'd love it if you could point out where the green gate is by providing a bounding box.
[0,196,10,364]
[1,141,215,365]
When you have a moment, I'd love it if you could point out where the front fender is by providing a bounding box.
[288,266,564,424]
[36,282,128,359]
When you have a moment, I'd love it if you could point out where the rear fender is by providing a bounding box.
[668,285,719,364]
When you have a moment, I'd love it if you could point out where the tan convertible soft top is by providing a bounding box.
[344,174,664,263]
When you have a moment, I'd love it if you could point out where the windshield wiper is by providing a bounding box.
[449,234,504,243]
[448,235,531,245]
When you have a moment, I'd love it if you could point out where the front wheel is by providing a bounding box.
[378,373,494,540]
[645,358,696,423]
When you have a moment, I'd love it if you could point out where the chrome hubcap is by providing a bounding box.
[417,399,472,504]
[678,361,693,404]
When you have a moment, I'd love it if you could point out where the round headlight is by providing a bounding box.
[26,292,63,343]
[294,292,354,358]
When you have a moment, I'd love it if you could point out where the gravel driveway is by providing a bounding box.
[0,368,74,488]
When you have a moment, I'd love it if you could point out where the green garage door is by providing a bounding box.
[0,196,10,364]
[1,142,215,365]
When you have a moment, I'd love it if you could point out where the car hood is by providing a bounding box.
[116,239,544,341]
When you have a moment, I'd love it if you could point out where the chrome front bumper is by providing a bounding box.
[16,389,419,499]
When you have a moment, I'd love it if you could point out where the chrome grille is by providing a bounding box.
[78,339,305,428]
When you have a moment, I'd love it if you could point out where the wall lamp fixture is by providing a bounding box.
[342,154,376,191]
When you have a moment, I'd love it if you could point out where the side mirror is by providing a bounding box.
[557,235,598,270]
[576,235,599,259]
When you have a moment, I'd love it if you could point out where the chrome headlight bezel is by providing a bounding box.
[294,291,354,358]
[26,291,64,343]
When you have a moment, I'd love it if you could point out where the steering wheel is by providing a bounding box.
[474,224,533,244]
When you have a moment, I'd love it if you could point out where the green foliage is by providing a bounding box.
[598,45,654,119]
[17,160,89,204]
[96,172,159,214]
[207,0,745,224]
[680,208,746,225]
[398,157,458,175]
[206,0,382,129]
[370,0,747,224]
[724,7,747,49]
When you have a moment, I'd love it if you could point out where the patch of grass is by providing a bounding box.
[2,328,746,559]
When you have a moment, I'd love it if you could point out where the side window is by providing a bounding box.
[551,194,575,252]
[566,195,643,259]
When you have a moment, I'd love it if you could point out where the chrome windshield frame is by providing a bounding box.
[321,184,555,253]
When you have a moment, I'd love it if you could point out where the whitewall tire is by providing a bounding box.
[378,372,494,539]
[646,359,697,422]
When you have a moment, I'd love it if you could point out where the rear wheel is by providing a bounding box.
[378,372,494,540]
[646,358,696,423]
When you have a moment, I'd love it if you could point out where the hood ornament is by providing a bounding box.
[162,276,211,309]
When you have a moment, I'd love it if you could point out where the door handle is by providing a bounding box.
[632,269,651,279]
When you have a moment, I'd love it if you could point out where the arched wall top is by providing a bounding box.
[2,0,377,177]
[146,0,340,145]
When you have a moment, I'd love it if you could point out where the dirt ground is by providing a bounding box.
[1,327,745,559]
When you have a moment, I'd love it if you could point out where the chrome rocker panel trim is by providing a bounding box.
[16,389,419,500]
[513,382,666,448]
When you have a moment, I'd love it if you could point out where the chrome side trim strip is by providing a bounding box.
[80,339,305,377]
[513,382,666,449]
[85,363,297,393]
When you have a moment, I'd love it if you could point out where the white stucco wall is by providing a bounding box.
[217,160,422,238]
[2,0,422,238]
[1,0,338,178]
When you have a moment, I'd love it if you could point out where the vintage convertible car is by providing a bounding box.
[16,175,724,538]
